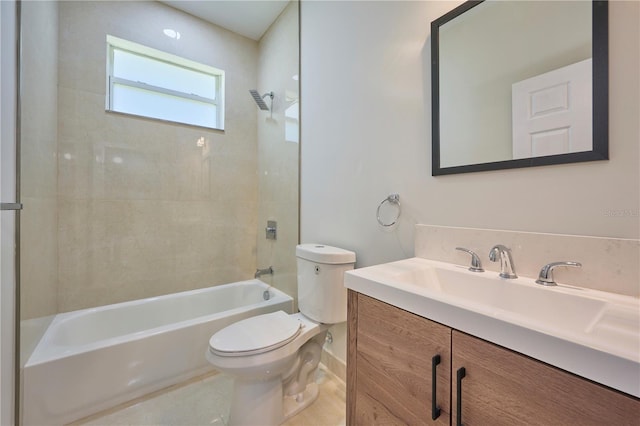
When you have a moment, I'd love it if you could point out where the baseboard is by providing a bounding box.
[320,349,346,383]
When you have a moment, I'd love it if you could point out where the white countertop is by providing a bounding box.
[345,257,640,398]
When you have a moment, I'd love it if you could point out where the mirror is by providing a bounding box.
[431,1,608,175]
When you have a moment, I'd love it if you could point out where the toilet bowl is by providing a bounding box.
[206,244,356,426]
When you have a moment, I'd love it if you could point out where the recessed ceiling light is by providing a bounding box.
[163,28,181,40]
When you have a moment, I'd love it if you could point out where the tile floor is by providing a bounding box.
[71,366,346,426]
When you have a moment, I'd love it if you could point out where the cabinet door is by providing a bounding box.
[452,330,640,425]
[348,292,451,425]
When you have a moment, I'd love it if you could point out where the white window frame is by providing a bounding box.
[106,35,225,130]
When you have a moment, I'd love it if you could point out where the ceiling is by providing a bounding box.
[161,1,290,41]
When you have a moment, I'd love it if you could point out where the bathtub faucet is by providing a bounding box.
[255,266,274,300]
[255,266,274,279]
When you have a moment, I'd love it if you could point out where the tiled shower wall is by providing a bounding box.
[20,1,59,321]
[56,1,260,311]
[21,1,266,315]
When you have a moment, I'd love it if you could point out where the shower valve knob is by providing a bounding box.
[265,220,277,240]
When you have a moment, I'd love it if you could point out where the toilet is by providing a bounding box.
[206,244,356,426]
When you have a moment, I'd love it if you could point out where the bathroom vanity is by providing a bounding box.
[345,258,640,425]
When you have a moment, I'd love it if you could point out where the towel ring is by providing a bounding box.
[377,194,401,227]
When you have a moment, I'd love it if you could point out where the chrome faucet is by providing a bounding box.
[489,245,517,279]
[536,261,581,286]
[255,266,274,279]
[456,247,484,272]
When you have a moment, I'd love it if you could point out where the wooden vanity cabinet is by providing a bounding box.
[347,291,451,425]
[451,330,640,426]
[347,290,640,426]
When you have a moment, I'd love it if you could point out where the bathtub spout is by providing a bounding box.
[255,266,274,279]
[255,267,274,300]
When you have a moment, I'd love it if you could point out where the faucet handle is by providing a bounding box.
[455,247,484,272]
[536,261,582,286]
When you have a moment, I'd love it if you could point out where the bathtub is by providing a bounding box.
[22,280,293,426]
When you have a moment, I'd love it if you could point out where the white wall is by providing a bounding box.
[300,1,639,361]
[301,0,639,265]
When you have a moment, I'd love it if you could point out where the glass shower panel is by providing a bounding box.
[19,0,299,421]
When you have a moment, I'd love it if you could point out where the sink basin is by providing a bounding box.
[345,257,640,397]
[393,266,608,334]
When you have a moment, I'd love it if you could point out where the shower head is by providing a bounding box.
[249,90,273,111]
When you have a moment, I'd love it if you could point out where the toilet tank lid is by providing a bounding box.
[296,244,356,264]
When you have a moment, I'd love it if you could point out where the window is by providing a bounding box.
[106,35,224,130]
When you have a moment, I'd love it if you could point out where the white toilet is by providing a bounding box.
[206,244,356,426]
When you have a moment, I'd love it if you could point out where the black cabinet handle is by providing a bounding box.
[456,367,466,426]
[431,354,441,420]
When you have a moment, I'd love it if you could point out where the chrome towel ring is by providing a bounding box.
[377,194,401,227]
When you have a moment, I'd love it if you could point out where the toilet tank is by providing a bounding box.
[296,244,356,324]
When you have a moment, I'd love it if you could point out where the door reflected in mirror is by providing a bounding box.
[431,0,608,175]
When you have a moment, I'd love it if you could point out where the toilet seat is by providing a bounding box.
[209,311,302,357]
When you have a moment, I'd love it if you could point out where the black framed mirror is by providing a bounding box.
[431,1,608,176]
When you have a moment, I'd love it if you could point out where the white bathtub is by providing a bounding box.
[22,280,293,426]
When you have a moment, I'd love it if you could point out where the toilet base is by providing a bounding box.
[228,378,284,426]
[283,382,319,422]
[226,378,321,426]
